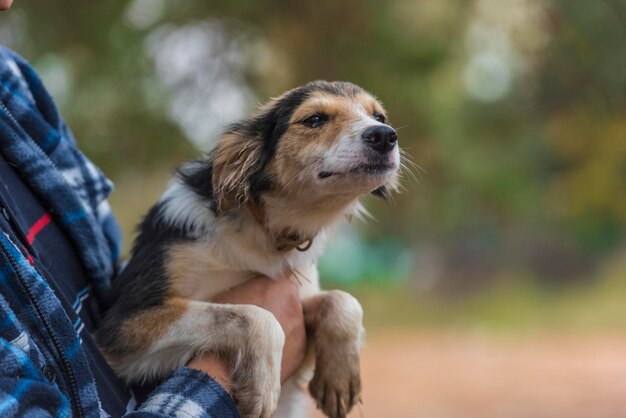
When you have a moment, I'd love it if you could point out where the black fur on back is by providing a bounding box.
[96,201,195,351]
[177,160,219,215]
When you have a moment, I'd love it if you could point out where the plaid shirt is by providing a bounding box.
[0,46,238,418]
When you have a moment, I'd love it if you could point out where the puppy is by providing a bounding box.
[96,80,400,418]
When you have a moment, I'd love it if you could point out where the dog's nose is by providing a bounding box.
[362,125,398,154]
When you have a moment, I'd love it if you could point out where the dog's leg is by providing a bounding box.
[274,376,312,418]
[304,291,364,418]
[104,299,284,418]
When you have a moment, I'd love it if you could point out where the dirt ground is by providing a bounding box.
[309,331,626,418]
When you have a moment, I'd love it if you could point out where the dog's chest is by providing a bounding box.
[165,237,322,301]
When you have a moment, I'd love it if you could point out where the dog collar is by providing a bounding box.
[246,201,314,252]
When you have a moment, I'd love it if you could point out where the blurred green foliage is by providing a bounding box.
[1,0,624,294]
[340,250,626,331]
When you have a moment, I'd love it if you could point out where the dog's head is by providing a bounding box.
[211,80,400,215]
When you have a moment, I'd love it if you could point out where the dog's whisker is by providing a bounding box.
[399,159,419,181]
[292,272,303,287]
[284,267,306,287]
[400,150,427,174]
[279,165,317,199]
[293,167,315,197]
[396,181,409,192]
[399,161,420,183]
[402,157,426,174]
[283,167,310,190]
[285,164,317,190]
[291,267,311,285]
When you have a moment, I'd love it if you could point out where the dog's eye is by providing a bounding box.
[374,113,386,123]
[300,113,328,128]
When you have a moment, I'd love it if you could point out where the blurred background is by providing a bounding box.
[2,1,625,416]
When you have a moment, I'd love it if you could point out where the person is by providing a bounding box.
[0,1,307,416]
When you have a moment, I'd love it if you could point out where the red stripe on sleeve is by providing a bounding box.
[27,213,52,244]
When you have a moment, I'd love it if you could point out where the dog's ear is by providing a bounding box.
[211,131,263,215]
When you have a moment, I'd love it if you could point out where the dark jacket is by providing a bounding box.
[0,45,238,418]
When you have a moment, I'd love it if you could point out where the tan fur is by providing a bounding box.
[166,240,257,301]
[101,298,188,377]
[118,299,188,353]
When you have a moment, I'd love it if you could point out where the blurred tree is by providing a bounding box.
[1,0,623,289]
[538,0,626,252]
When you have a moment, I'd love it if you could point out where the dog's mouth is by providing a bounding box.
[318,163,395,179]
[318,171,335,179]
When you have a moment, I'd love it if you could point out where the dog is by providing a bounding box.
[96,80,400,418]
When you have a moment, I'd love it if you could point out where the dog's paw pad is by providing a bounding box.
[309,353,361,418]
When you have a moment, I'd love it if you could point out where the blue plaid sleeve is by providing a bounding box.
[126,368,239,418]
[0,339,71,417]
[0,45,122,303]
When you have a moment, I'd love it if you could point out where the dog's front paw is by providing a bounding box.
[309,344,362,418]
[230,307,284,418]
[235,370,281,418]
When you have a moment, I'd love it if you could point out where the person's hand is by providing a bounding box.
[187,275,307,391]
[0,0,13,11]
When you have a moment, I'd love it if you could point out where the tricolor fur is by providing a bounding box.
[96,81,401,418]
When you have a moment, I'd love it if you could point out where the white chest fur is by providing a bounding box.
[166,236,323,302]
[160,180,325,301]
[156,176,373,303]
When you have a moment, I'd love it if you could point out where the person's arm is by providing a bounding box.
[0,333,243,418]
[123,367,239,418]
